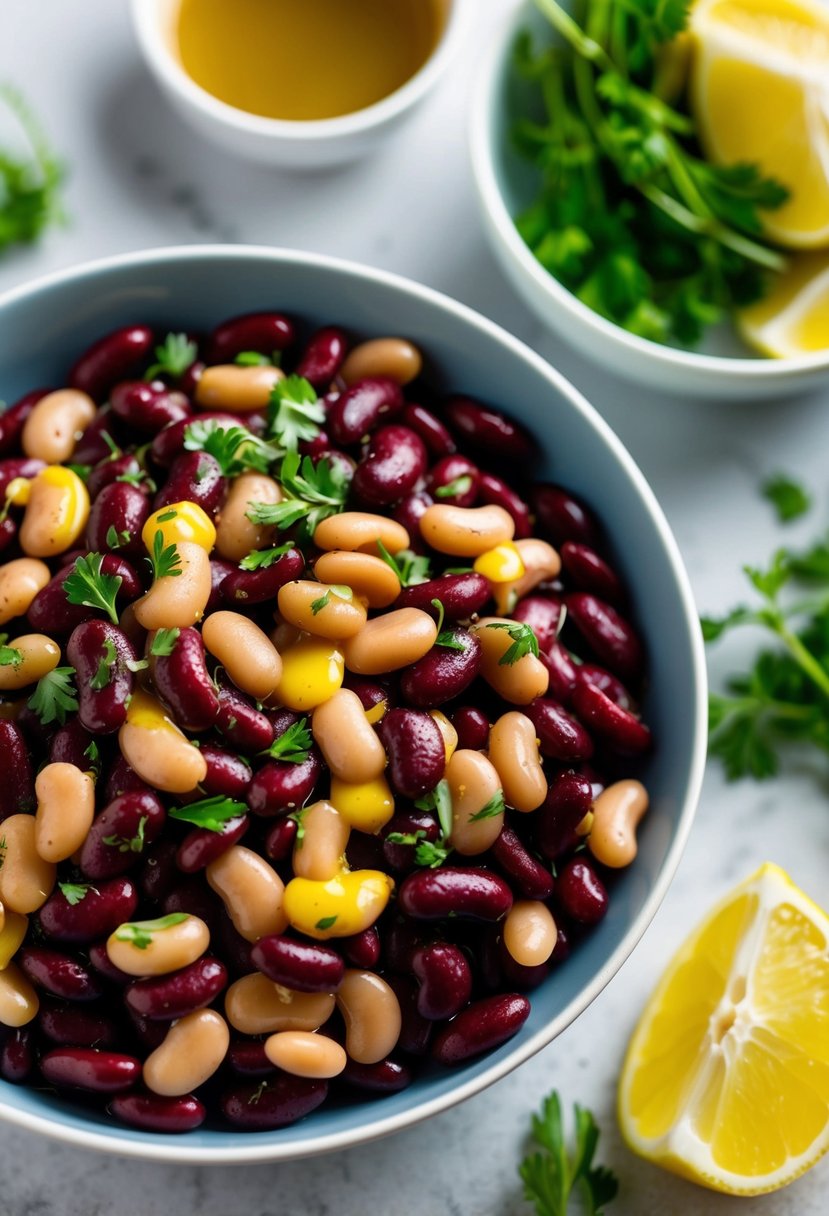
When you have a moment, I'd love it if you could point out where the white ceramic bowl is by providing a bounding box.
[130,0,470,167]
[0,245,706,1162]
[470,0,829,398]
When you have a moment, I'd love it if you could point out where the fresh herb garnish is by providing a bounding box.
[235,350,281,367]
[263,718,313,764]
[519,1090,618,1216]
[27,666,78,725]
[376,541,431,588]
[288,806,308,844]
[150,627,181,657]
[63,552,122,625]
[66,463,91,482]
[57,882,97,907]
[385,829,453,869]
[486,621,540,665]
[183,419,282,478]
[762,474,811,523]
[144,332,198,381]
[0,634,22,667]
[246,451,350,537]
[238,542,295,571]
[149,530,182,580]
[103,815,148,854]
[435,474,473,499]
[83,739,101,774]
[315,915,338,931]
[469,789,506,822]
[430,599,466,652]
[169,796,247,832]
[415,777,454,844]
[105,524,132,549]
[0,84,64,256]
[310,591,331,615]
[90,636,118,691]
[267,375,325,450]
[113,913,189,950]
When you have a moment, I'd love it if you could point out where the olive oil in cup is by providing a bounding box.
[177,0,445,121]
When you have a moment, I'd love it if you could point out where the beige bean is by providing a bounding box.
[143,1010,230,1097]
[488,712,546,813]
[34,762,96,863]
[0,910,28,967]
[0,814,56,914]
[225,973,335,1035]
[503,901,558,967]
[313,511,409,556]
[0,557,51,627]
[106,913,210,977]
[21,389,96,464]
[312,690,386,784]
[0,901,4,937]
[493,538,562,616]
[429,710,458,763]
[118,690,207,793]
[195,363,284,412]
[0,633,60,691]
[342,608,436,675]
[336,970,401,1064]
[0,961,39,1027]
[292,801,350,882]
[206,846,287,942]
[419,503,515,557]
[202,610,282,700]
[588,779,649,868]
[446,749,504,856]
[264,1030,346,1079]
[277,580,367,640]
[133,541,212,630]
[313,550,400,608]
[215,471,282,562]
[18,467,90,559]
[470,617,550,705]
[340,338,422,387]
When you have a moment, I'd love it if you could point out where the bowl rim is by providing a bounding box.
[469,0,829,382]
[0,244,708,1163]
[129,0,471,143]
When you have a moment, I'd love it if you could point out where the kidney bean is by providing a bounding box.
[444,397,534,462]
[0,455,46,497]
[450,705,490,751]
[525,698,594,762]
[532,485,601,548]
[0,514,17,553]
[477,472,533,538]
[401,402,456,456]
[571,681,651,755]
[221,545,304,607]
[327,377,404,446]
[221,1076,328,1129]
[396,572,491,621]
[109,1091,206,1133]
[499,951,550,992]
[385,975,432,1055]
[150,412,240,468]
[294,325,347,387]
[247,751,321,817]
[85,453,143,500]
[150,626,219,732]
[251,936,344,994]
[110,380,191,433]
[0,721,35,820]
[264,816,298,862]
[202,559,232,616]
[69,326,154,401]
[87,941,132,985]
[411,943,472,1021]
[575,663,634,711]
[344,831,385,873]
[79,790,166,880]
[38,1001,119,1048]
[151,451,225,517]
[18,948,103,1002]
[124,956,228,1023]
[432,992,530,1065]
[104,755,150,803]
[341,926,381,970]
[67,620,137,735]
[176,815,249,873]
[85,482,150,559]
[0,389,51,455]
[208,312,295,363]
[191,748,248,802]
[541,642,579,704]
[126,1005,168,1051]
[48,716,97,772]
[351,424,427,508]
[382,810,439,872]
[215,678,276,754]
[398,869,512,923]
[228,1038,277,1078]
[341,674,393,716]
[565,592,644,683]
[536,770,594,860]
[490,826,554,900]
[38,876,138,943]
[399,628,481,709]
[426,455,479,507]
[512,595,564,652]
[161,887,222,945]
[71,411,122,466]
[41,1047,140,1092]
[556,857,608,924]
[378,708,445,800]
[560,541,624,604]
[392,491,433,553]
[1,1027,35,1082]
[340,1057,413,1093]
[29,555,143,635]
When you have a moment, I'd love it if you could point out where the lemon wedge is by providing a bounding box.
[618,863,829,1196]
[689,0,829,249]
[738,251,829,355]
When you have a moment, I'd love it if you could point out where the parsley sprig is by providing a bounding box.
[114,913,189,950]
[487,621,540,665]
[388,779,455,867]
[149,530,182,580]
[57,882,97,907]
[28,666,78,726]
[103,815,147,854]
[0,634,22,667]
[267,375,325,450]
[238,542,295,571]
[144,332,198,381]
[183,419,282,477]
[262,718,313,764]
[0,84,64,255]
[762,474,811,523]
[150,628,181,657]
[246,452,350,537]
[63,553,122,625]
[376,541,431,588]
[519,1090,618,1216]
[169,796,247,832]
[431,599,468,652]
[469,789,506,822]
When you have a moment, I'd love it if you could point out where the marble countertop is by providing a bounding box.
[2,2,828,1212]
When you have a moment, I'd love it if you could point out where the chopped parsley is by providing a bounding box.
[90,636,118,691]
[27,666,78,725]
[113,913,189,950]
[267,375,325,450]
[144,332,198,381]
[238,542,295,571]
[263,718,313,764]
[376,541,431,588]
[486,620,540,665]
[149,627,181,657]
[63,553,122,625]
[168,796,247,833]
[149,530,182,580]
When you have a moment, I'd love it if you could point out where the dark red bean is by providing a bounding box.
[351,424,427,508]
[0,515,16,553]
[228,1039,277,1078]
[0,721,35,820]
[221,1076,328,1129]
[536,770,594,860]
[571,681,651,755]
[451,705,490,751]
[29,555,143,635]
[40,1047,140,1092]
[247,751,321,817]
[532,484,601,548]
[0,455,46,497]
[85,481,149,559]
[386,976,432,1055]
[150,626,220,732]
[86,453,145,499]
[512,595,564,652]
[0,389,50,454]
[294,326,347,388]
[221,545,304,607]
[125,957,228,1021]
[340,1057,413,1093]
[432,993,530,1065]
[392,490,433,553]
[378,708,445,800]
[341,674,392,715]
[382,916,428,973]
[444,397,534,462]
[561,541,625,604]
[199,745,252,800]
[153,450,225,515]
[264,816,298,862]
[574,663,634,711]
[150,411,243,468]
[526,698,594,762]
[215,678,276,754]
[327,376,404,446]
[477,472,533,538]
[67,620,137,735]
[139,838,180,904]
[399,628,481,709]
[412,943,472,1021]
[109,1091,207,1133]
[176,814,249,873]
[382,810,439,872]
[345,831,384,872]
[103,755,150,803]
[566,592,644,683]
[207,557,235,613]
[69,325,155,401]
[490,826,554,900]
[556,857,608,925]
[340,926,381,970]
[87,941,132,985]
[38,876,138,943]
[541,642,579,704]
[426,454,479,507]
[251,936,344,993]
[49,717,98,770]
[18,948,104,1002]
[499,950,550,991]
[110,380,190,433]
[72,411,122,466]
[38,1002,118,1047]
[126,1005,167,1051]
[208,312,295,363]
[396,572,491,621]
[398,869,513,923]
[1,1028,35,1082]
[161,879,221,931]
[79,789,166,880]
[401,402,456,456]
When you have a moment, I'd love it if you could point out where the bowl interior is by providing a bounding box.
[0,247,706,1161]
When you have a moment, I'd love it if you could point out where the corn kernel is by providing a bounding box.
[275,637,345,711]
[142,500,217,554]
[330,775,395,834]
[283,870,394,940]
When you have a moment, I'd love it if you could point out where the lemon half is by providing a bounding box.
[618,863,829,1195]
[738,251,829,355]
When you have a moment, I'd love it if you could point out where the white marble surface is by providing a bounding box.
[2,2,828,1212]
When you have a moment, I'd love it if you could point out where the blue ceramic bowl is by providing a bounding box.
[0,246,706,1162]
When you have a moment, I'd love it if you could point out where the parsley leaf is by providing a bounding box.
[105,524,131,549]
[144,332,198,381]
[149,530,182,580]
[519,1090,618,1216]
[762,474,811,523]
[385,829,453,869]
[103,815,148,854]
[435,474,473,499]
[415,778,453,840]
[315,915,338,931]
[0,84,64,255]
[90,636,117,691]
[63,553,122,625]
[114,913,189,950]
[0,636,22,666]
[376,541,431,588]
[263,718,313,763]
[469,788,506,822]
[150,627,181,657]
[169,796,247,832]
[58,882,97,907]
[27,666,78,725]
[310,591,331,615]
[486,621,540,665]
[267,376,325,450]
[238,542,295,571]
[246,452,350,538]
[183,419,282,478]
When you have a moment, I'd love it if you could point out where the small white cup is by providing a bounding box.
[130,0,470,168]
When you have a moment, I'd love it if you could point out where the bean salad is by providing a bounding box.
[0,314,652,1133]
